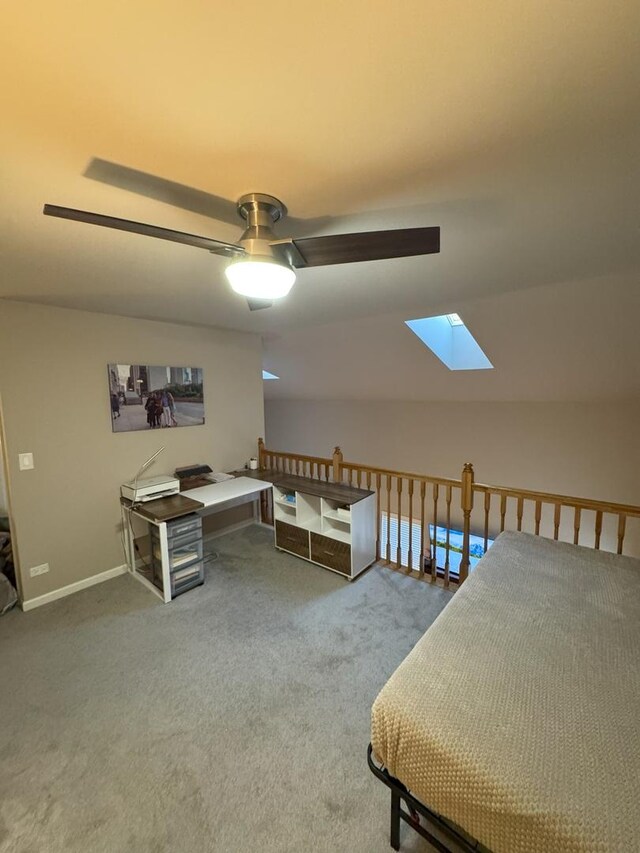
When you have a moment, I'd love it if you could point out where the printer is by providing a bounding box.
[120,474,180,503]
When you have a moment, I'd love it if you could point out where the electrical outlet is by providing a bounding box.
[19,452,34,470]
[30,562,49,577]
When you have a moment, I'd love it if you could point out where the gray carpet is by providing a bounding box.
[0,525,452,853]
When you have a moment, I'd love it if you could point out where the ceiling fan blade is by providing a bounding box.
[84,158,337,236]
[84,158,242,225]
[272,226,440,268]
[43,204,245,257]
[246,298,273,311]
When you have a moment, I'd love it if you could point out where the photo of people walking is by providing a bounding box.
[108,364,204,433]
[142,389,179,429]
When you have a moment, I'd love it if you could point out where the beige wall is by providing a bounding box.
[265,399,640,505]
[0,301,264,602]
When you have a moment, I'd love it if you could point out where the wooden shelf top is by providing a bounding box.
[263,471,373,504]
[121,493,204,523]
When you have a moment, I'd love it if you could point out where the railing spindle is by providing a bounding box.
[573,507,581,545]
[444,485,452,587]
[432,483,439,582]
[396,477,403,568]
[594,510,603,550]
[419,481,426,577]
[483,492,490,552]
[617,514,626,555]
[516,496,524,532]
[386,475,392,563]
[375,473,382,561]
[534,500,542,535]
[553,504,561,540]
[408,479,414,572]
[500,495,507,532]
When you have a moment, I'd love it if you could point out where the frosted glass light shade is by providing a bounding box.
[225,259,296,299]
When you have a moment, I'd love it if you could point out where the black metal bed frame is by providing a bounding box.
[367,744,485,852]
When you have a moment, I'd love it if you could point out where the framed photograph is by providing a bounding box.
[108,364,204,433]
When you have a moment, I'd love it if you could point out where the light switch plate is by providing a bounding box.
[18,452,34,470]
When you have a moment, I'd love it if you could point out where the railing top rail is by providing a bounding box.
[473,481,640,517]
[262,448,332,465]
[262,446,461,488]
[340,461,461,488]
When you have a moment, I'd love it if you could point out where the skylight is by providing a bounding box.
[405,314,493,371]
[262,370,279,380]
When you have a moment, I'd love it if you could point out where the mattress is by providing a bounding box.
[371,531,640,853]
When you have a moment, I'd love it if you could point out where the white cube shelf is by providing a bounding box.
[272,476,376,580]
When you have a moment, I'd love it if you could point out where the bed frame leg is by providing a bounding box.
[390,789,401,850]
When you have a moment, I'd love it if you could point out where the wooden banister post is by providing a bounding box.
[460,463,475,584]
[257,437,266,471]
[332,446,343,483]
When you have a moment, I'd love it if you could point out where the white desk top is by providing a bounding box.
[182,476,272,508]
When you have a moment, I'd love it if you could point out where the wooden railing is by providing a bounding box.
[472,479,640,558]
[258,441,333,482]
[257,439,640,587]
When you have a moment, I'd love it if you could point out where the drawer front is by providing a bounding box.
[275,520,309,559]
[310,533,351,576]
[151,527,202,551]
[166,514,202,539]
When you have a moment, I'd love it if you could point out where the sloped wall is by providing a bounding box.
[265,399,640,505]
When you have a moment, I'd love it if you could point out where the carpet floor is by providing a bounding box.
[0,525,452,853]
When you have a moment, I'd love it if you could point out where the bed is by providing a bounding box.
[369,531,640,853]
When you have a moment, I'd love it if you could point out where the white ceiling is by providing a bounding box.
[2,1,639,401]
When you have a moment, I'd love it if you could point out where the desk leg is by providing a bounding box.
[158,521,172,604]
[121,504,136,573]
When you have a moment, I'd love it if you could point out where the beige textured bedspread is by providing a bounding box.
[371,532,640,853]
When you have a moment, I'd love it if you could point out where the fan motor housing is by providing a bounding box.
[237,193,287,262]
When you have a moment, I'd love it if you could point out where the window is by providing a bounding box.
[379,515,492,576]
[405,314,493,370]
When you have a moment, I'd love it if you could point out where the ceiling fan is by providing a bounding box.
[43,191,440,311]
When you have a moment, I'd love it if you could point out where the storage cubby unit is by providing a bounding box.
[272,476,376,579]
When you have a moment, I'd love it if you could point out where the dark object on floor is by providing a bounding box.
[0,526,15,590]
[0,572,17,615]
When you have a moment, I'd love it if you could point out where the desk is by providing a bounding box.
[122,476,273,602]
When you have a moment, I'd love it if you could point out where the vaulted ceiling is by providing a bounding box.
[2,1,639,401]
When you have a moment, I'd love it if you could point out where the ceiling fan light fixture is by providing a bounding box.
[225,258,296,300]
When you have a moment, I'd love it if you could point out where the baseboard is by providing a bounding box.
[21,564,128,612]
